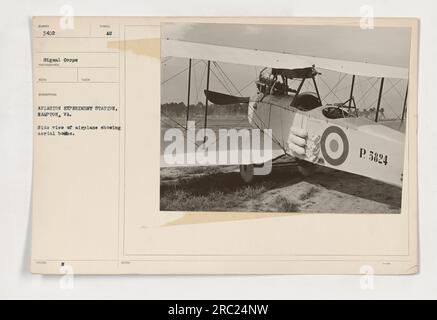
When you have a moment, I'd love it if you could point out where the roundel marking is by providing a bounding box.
[321,126,349,166]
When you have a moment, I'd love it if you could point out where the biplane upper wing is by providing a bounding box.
[162,39,409,79]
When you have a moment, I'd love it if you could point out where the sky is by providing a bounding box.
[161,23,411,119]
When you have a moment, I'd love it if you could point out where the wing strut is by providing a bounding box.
[348,75,356,108]
[375,77,385,123]
[312,75,322,105]
[186,58,192,127]
[401,85,408,123]
[203,60,211,143]
[291,78,306,107]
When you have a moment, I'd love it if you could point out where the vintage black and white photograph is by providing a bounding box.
[160,22,410,213]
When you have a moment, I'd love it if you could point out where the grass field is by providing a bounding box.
[160,162,402,213]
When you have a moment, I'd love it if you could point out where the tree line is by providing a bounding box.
[161,102,396,121]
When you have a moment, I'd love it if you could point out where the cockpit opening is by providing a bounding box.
[256,66,322,111]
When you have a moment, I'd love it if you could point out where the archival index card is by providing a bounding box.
[31,17,418,275]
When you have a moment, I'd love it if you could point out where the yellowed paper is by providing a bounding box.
[31,17,418,275]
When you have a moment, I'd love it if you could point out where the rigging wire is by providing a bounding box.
[161,111,189,131]
[319,73,348,103]
[211,62,233,94]
[366,79,403,119]
[388,78,406,99]
[239,79,256,94]
[355,77,380,107]
[202,98,289,154]
[191,59,197,105]
[214,62,243,97]
[161,60,202,85]
[366,79,401,107]
[195,62,207,102]
[211,61,234,94]
[160,113,201,148]
[207,62,234,95]
[247,103,288,154]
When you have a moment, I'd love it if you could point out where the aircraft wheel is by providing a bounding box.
[240,165,254,183]
[297,163,317,177]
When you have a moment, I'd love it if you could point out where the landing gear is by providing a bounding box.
[297,162,317,177]
[239,158,318,183]
[239,164,254,183]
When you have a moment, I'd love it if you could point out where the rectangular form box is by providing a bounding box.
[35,67,77,83]
[90,23,120,38]
[35,52,119,68]
[35,37,120,53]
[78,67,119,83]
[33,18,120,38]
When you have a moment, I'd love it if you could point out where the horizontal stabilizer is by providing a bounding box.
[204,90,250,105]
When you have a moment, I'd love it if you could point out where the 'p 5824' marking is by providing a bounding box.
[359,148,388,166]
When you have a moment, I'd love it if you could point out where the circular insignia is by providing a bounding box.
[320,126,349,166]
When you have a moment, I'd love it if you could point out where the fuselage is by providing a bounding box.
[248,92,405,187]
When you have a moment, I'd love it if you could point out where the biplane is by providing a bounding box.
[161,29,409,188]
